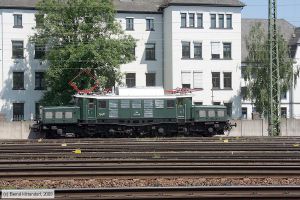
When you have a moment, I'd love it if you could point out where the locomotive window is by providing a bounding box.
[45,112,53,119]
[217,110,225,117]
[199,110,206,118]
[155,100,164,108]
[121,100,130,108]
[99,101,106,109]
[88,103,94,109]
[208,110,215,118]
[65,112,73,119]
[144,100,153,108]
[109,100,118,108]
[55,112,63,119]
[167,100,175,108]
[132,100,142,109]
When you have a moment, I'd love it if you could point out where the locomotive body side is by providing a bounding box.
[34,93,233,138]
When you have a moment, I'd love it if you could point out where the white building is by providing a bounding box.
[0,0,245,121]
[241,19,300,119]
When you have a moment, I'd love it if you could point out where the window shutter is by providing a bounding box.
[193,72,203,89]
[211,42,220,55]
[181,72,191,85]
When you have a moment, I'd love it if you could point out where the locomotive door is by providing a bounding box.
[87,99,96,119]
[176,98,186,121]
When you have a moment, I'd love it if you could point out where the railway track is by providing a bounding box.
[0,137,299,179]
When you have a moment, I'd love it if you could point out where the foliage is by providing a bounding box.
[32,0,135,105]
[244,22,299,116]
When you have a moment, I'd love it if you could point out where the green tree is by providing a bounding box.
[244,22,299,116]
[32,0,135,106]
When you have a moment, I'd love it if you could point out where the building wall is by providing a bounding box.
[0,5,243,120]
[0,9,45,121]
[241,43,300,120]
[163,6,242,118]
[117,13,164,87]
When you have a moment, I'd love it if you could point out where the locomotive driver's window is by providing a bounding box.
[99,101,106,109]
[167,100,175,108]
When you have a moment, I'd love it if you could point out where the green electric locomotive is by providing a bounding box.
[32,88,233,138]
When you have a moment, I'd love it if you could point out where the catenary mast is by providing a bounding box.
[268,0,281,136]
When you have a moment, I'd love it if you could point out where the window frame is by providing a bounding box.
[223,42,232,59]
[146,73,156,87]
[197,13,203,28]
[223,72,232,89]
[194,42,202,59]
[13,71,25,90]
[35,72,46,90]
[126,73,136,88]
[189,13,195,27]
[226,14,232,29]
[13,14,23,28]
[218,14,224,28]
[13,103,24,121]
[181,41,191,59]
[212,72,220,89]
[126,18,134,31]
[34,44,46,59]
[35,14,44,28]
[12,41,24,59]
[145,43,156,60]
[146,18,154,31]
[210,14,216,29]
[181,13,187,28]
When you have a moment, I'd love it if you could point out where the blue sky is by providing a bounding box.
[242,0,300,26]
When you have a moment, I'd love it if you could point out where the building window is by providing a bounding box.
[182,42,190,59]
[189,13,195,27]
[223,43,232,59]
[213,102,221,105]
[210,14,216,28]
[145,43,155,60]
[193,72,203,89]
[226,14,232,28]
[146,18,154,31]
[126,73,136,88]
[12,41,24,59]
[224,102,232,117]
[13,72,24,90]
[197,13,203,28]
[194,42,202,59]
[224,72,232,89]
[218,14,224,28]
[242,107,247,119]
[211,42,220,59]
[35,14,44,28]
[35,102,40,120]
[35,44,45,59]
[146,73,156,86]
[181,71,191,89]
[126,18,134,30]
[13,14,22,28]
[281,107,287,118]
[181,13,187,28]
[241,86,247,100]
[13,103,24,121]
[35,72,45,90]
[212,72,220,89]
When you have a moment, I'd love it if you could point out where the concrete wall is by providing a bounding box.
[0,119,299,139]
[229,119,300,136]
